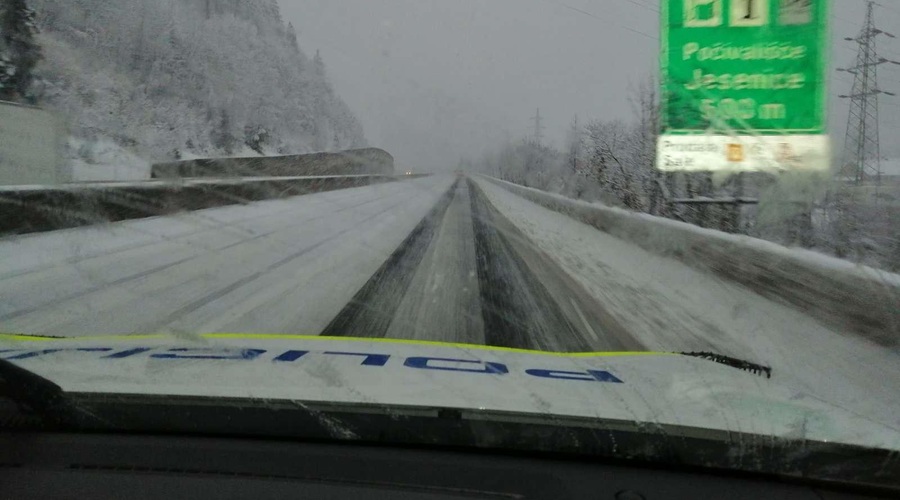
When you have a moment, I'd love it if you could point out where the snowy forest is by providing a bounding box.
[477,79,900,273]
[1,0,366,177]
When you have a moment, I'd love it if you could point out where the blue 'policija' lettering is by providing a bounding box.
[149,348,267,360]
[525,369,623,384]
[0,347,624,383]
[273,350,308,362]
[105,347,154,359]
[405,357,509,374]
[324,352,390,366]
[5,347,114,360]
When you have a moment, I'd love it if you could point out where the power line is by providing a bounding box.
[876,1,900,16]
[619,0,659,14]
[535,0,658,40]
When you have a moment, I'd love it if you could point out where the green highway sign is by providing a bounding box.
[658,0,830,172]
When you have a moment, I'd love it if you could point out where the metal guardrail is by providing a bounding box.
[672,197,760,205]
[151,148,395,179]
[0,175,385,192]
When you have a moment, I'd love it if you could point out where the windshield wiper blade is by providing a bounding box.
[0,358,89,427]
[681,352,772,379]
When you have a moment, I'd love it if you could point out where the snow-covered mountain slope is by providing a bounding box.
[29,0,366,173]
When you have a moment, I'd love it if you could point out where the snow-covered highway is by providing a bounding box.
[1,174,899,432]
[0,176,453,336]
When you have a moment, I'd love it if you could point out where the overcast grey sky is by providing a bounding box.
[282,1,900,170]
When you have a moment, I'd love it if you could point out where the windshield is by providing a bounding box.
[1,0,899,488]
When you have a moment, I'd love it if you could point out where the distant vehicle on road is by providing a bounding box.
[405,170,413,175]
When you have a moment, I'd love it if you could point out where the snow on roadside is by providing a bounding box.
[67,137,151,181]
[0,179,426,278]
[488,177,900,286]
[66,138,299,183]
[474,176,900,432]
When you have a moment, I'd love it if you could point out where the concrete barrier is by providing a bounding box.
[0,175,394,237]
[481,176,900,345]
[0,101,67,185]
[152,148,394,179]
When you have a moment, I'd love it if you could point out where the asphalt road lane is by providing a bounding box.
[0,177,455,336]
[325,177,643,352]
[320,182,458,338]
[468,179,641,352]
[324,178,485,344]
[0,174,645,352]
[384,179,485,345]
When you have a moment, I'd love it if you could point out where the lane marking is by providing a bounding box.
[0,333,673,358]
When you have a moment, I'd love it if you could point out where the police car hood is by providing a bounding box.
[2,334,898,451]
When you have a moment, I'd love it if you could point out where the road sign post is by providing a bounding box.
[658,0,830,172]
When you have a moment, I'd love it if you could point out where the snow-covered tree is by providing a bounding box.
[0,0,41,103]
[286,22,299,51]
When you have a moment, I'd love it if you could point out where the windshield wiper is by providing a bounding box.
[681,352,772,379]
[0,358,96,427]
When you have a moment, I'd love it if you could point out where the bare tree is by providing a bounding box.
[628,76,665,215]
[585,119,644,210]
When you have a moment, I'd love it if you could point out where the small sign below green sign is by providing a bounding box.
[658,0,830,172]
